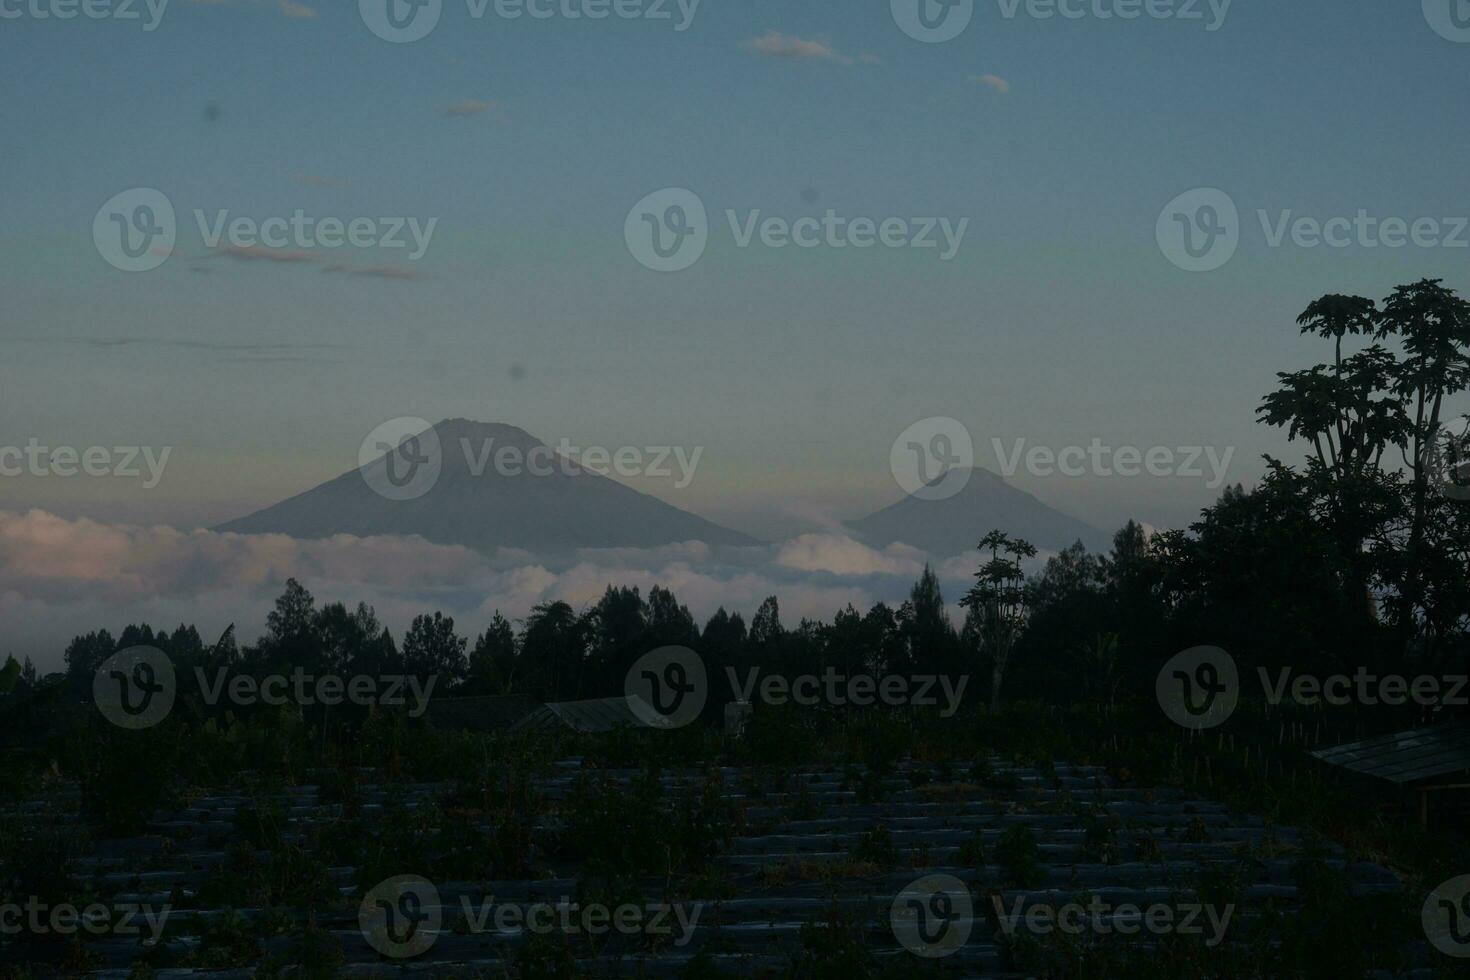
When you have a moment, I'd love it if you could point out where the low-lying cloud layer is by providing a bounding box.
[0,511,987,671]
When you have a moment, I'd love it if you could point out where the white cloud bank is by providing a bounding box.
[0,511,993,671]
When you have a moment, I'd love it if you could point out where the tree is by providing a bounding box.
[960,530,1037,711]
[400,612,468,684]
[467,612,518,695]
[1375,280,1470,643]
[901,565,955,674]
[519,601,586,700]
[749,596,784,648]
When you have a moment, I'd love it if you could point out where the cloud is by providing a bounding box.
[774,534,925,577]
[207,247,428,281]
[321,264,430,282]
[445,99,499,117]
[277,0,316,17]
[0,511,981,670]
[213,244,321,264]
[743,32,855,64]
[974,74,1011,94]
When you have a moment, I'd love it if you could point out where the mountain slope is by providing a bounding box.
[846,468,1111,557]
[216,420,757,553]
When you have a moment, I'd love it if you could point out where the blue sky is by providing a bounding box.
[3,0,1469,538]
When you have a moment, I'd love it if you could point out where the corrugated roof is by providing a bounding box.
[1310,723,1470,785]
[512,695,666,734]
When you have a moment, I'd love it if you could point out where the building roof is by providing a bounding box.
[1310,723,1470,786]
[511,695,665,734]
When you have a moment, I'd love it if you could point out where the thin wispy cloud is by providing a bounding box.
[444,99,499,117]
[322,264,430,282]
[277,0,316,17]
[743,32,867,66]
[214,244,320,264]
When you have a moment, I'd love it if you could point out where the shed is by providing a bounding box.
[511,695,666,734]
[1311,723,1470,827]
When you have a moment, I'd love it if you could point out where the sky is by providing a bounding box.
[2,0,1469,664]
